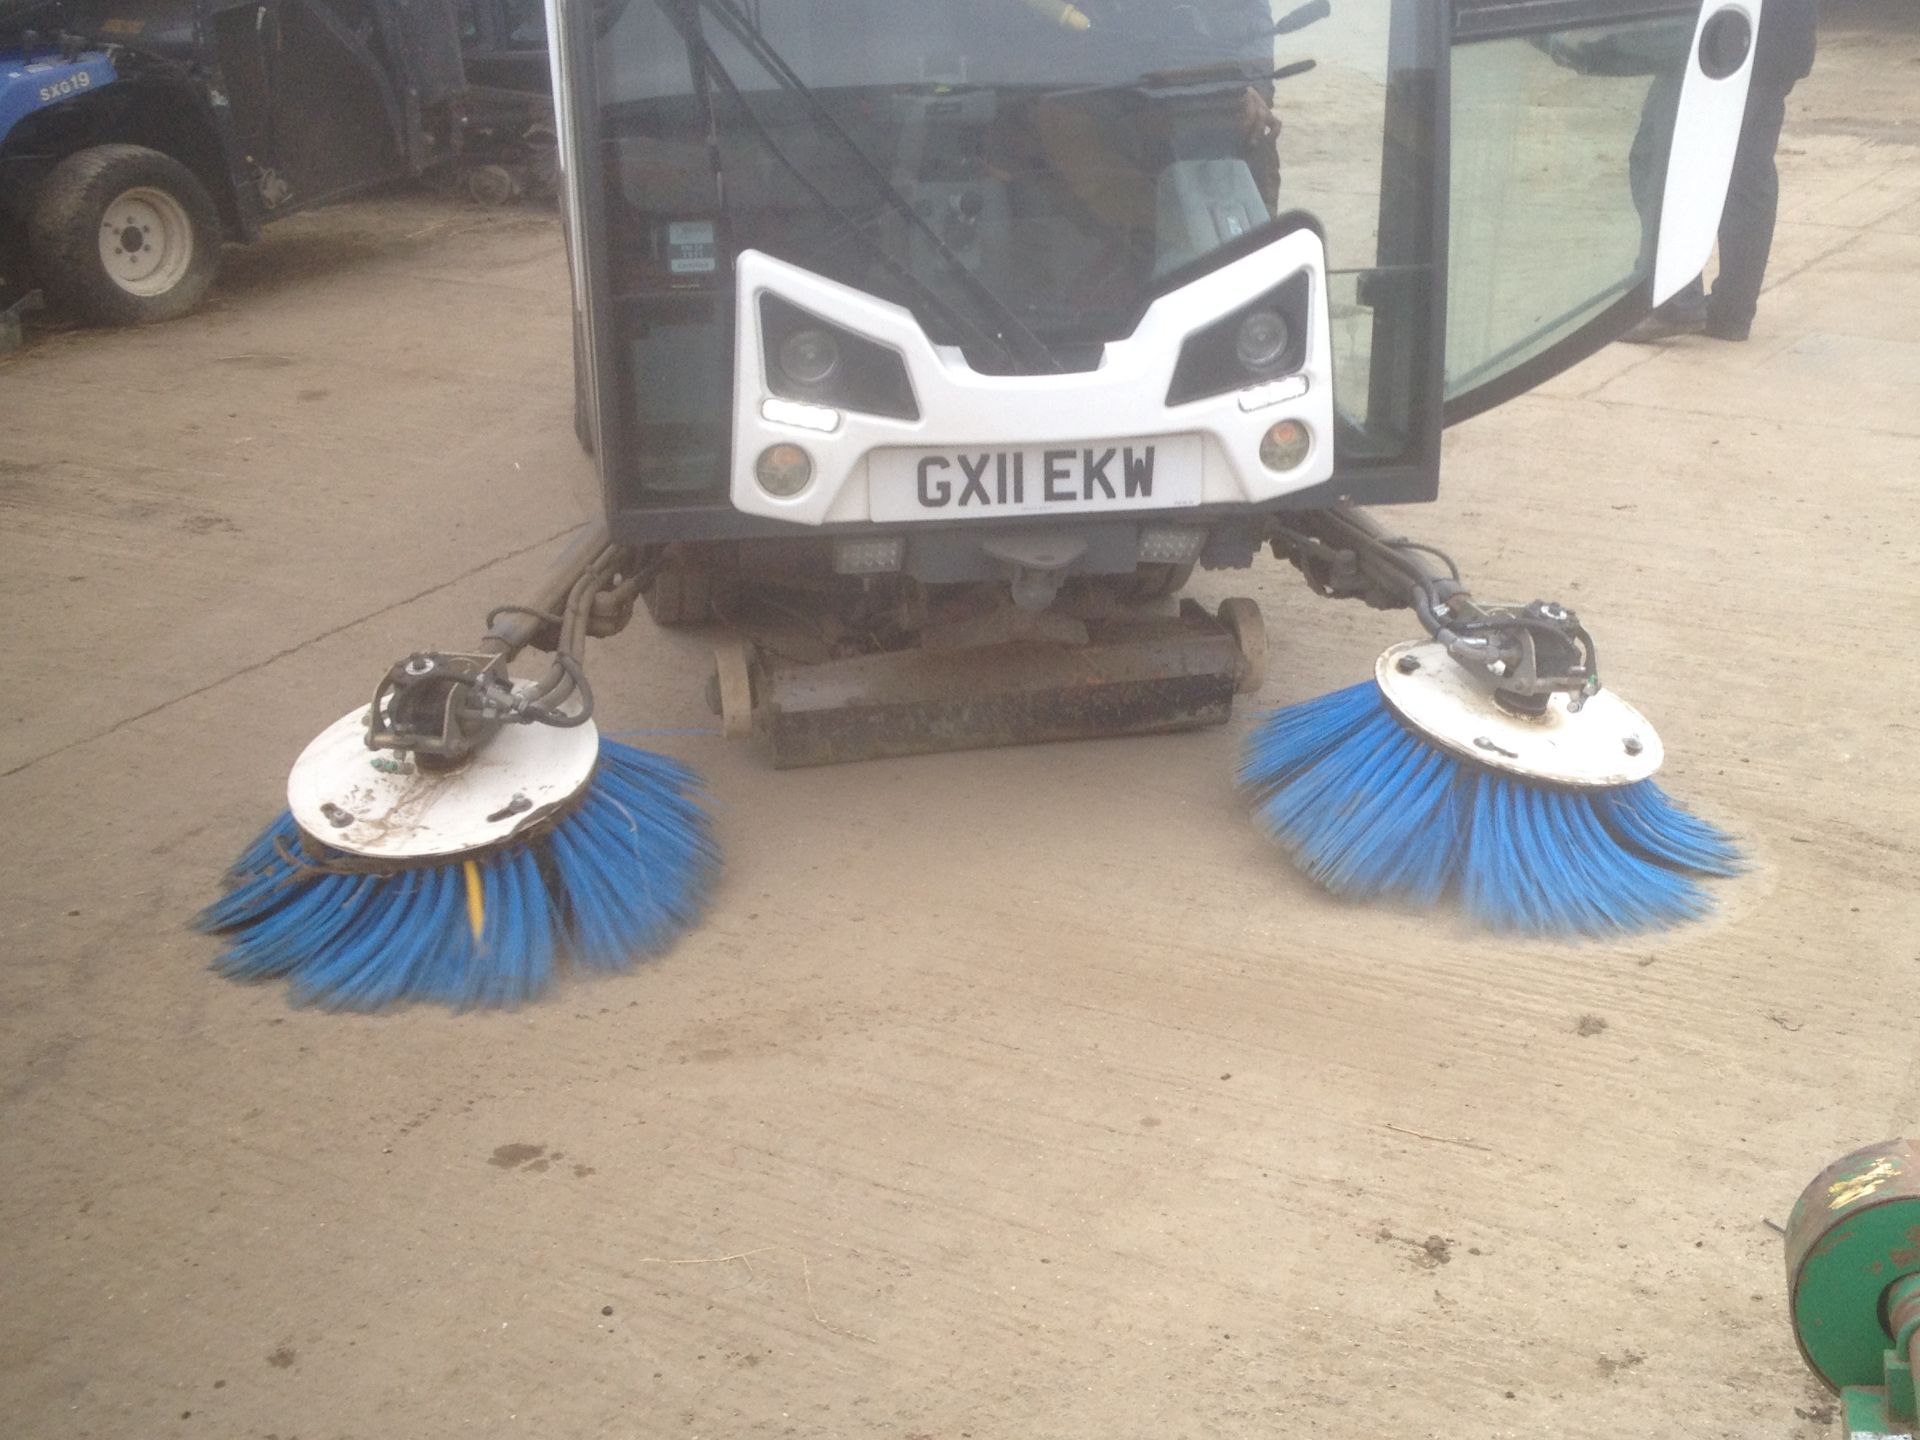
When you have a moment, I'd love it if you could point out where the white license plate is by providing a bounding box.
[868,435,1203,522]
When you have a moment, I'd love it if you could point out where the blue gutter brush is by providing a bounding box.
[196,735,715,1011]
[195,527,717,1010]
[1239,641,1742,936]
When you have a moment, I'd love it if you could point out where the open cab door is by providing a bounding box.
[1443,0,1762,422]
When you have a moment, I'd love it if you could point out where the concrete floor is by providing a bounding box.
[4,12,1918,1438]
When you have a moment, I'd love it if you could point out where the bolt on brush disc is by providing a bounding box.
[286,700,600,861]
[1373,641,1663,789]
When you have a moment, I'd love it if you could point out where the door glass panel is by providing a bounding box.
[1274,0,1437,461]
[1445,14,1694,400]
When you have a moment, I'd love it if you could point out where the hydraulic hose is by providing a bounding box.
[480,520,616,660]
[363,521,640,763]
[1282,506,1517,676]
[1288,506,1599,706]
[1289,506,1470,620]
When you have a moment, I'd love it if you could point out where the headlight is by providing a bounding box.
[759,295,919,420]
[1165,270,1310,406]
[1234,309,1291,374]
[778,328,841,386]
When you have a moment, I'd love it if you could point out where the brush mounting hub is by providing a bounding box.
[286,693,600,860]
[1375,641,1662,788]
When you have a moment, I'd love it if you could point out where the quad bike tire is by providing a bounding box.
[29,145,221,326]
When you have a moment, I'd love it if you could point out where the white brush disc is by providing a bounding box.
[1374,641,1663,789]
[286,700,600,860]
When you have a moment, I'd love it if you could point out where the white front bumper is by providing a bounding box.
[728,231,1335,528]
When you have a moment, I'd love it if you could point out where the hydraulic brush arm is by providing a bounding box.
[479,520,618,658]
[364,522,646,764]
[1273,506,1601,710]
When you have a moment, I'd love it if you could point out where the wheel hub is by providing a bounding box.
[98,186,193,297]
[1785,1140,1920,1399]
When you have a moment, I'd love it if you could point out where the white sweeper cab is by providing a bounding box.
[541,0,1760,765]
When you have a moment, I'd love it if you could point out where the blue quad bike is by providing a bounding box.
[0,0,553,324]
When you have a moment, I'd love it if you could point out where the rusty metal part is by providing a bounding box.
[920,605,1090,651]
[748,601,1245,768]
[1785,1138,1920,1393]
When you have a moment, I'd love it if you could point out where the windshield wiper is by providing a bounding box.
[671,0,1066,375]
[1046,55,1316,102]
[1273,0,1331,36]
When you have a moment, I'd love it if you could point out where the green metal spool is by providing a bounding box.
[1786,1139,1920,1393]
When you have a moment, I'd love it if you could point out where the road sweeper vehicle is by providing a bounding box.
[199,0,1762,1009]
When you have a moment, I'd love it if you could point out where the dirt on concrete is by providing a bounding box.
[2,16,1917,1440]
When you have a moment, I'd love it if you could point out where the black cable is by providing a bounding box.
[523,654,596,727]
[485,603,566,630]
[1382,537,1461,582]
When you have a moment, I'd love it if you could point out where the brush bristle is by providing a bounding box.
[1240,679,1742,936]
[195,740,718,1011]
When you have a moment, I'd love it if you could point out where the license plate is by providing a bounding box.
[868,435,1203,522]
